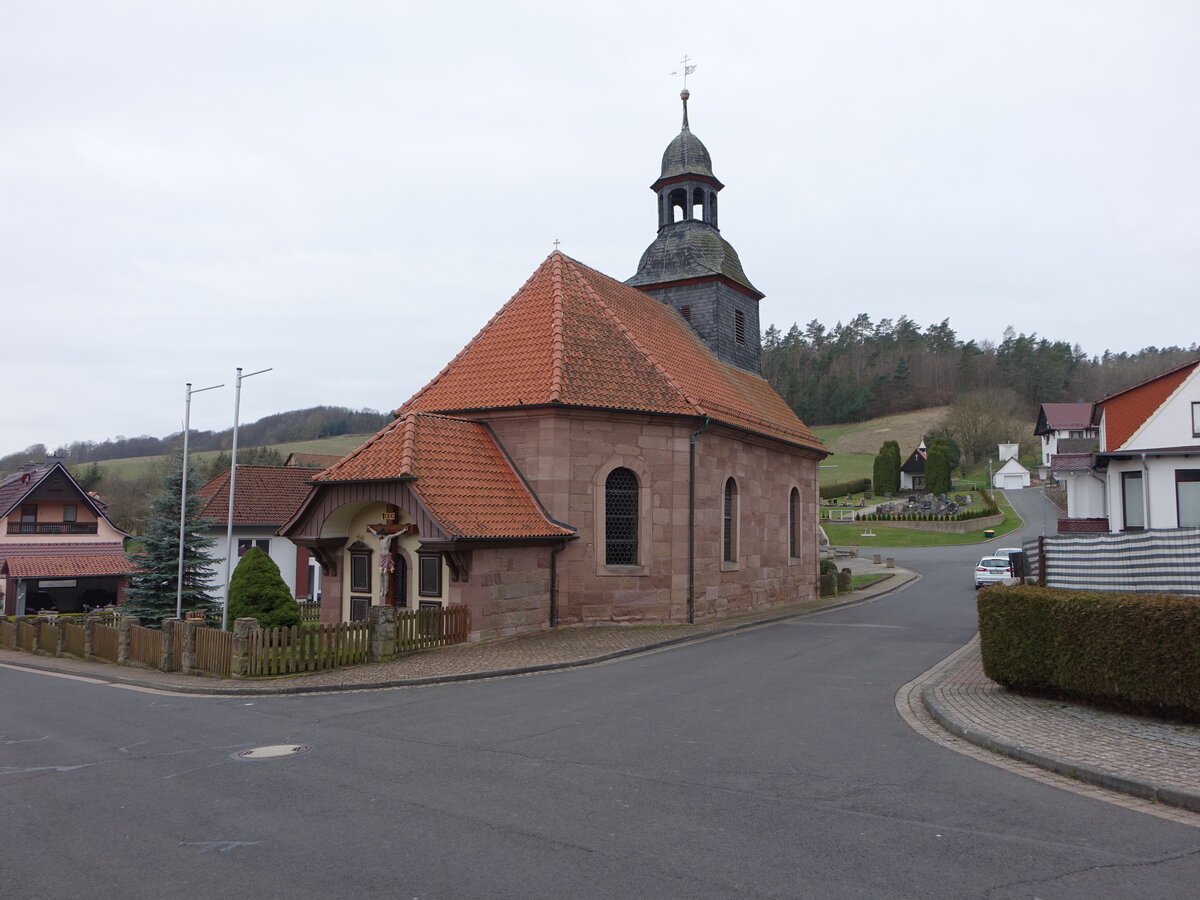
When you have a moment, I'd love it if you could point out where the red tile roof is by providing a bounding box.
[399,252,825,452]
[195,466,319,525]
[315,413,573,539]
[0,542,131,578]
[1099,358,1199,451]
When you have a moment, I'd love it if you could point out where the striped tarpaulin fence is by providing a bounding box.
[1032,528,1200,594]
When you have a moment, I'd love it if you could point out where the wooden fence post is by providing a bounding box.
[230,618,259,679]
[181,619,201,675]
[84,615,97,661]
[1037,536,1047,587]
[368,605,396,662]
[117,616,138,665]
[160,619,181,672]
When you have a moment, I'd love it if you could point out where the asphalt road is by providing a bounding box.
[3,489,1198,899]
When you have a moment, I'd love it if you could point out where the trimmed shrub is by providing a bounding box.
[820,477,872,500]
[977,585,1200,722]
[819,559,839,576]
[227,547,301,630]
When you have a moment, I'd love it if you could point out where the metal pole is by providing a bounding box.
[177,382,223,619]
[222,366,272,630]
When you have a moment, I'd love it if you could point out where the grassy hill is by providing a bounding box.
[87,433,374,481]
[812,407,949,486]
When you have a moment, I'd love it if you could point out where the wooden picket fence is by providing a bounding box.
[398,605,470,653]
[0,619,15,649]
[38,621,58,653]
[129,623,162,668]
[250,622,370,676]
[18,620,37,652]
[93,623,120,663]
[195,627,232,678]
[62,621,86,658]
[297,601,321,623]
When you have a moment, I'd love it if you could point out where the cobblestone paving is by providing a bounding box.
[915,637,1200,823]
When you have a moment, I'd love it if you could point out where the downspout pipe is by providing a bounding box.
[549,537,568,628]
[1141,452,1151,528]
[687,417,711,625]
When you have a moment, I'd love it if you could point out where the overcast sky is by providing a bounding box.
[3,1,1197,455]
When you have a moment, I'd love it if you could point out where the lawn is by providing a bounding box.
[822,494,1020,547]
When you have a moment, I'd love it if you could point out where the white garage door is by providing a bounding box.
[1003,474,1024,490]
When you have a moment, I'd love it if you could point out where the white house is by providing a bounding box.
[195,465,323,602]
[899,441,926,491]
[1034,402,1099,467]
[1052,358,1200,533]
[992,457,1031,490]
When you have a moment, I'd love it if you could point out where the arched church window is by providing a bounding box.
[605,467,639,565]
[789,487,800,558]
[669,188,688,223]
[692,187,706,221]
[723,478,738,563]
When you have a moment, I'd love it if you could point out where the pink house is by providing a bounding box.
[0,462,131,615]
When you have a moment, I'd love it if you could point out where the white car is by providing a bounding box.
[993,547,1023,559]
[974,556,1013,589]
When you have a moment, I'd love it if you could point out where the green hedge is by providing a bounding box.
[977,585,1200,722]
[820,478,872,500]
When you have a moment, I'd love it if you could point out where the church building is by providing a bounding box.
[281,91,828,640]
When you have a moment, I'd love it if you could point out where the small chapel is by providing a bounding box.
[281,90,828,640]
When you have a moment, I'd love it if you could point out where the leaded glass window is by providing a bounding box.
[605,467,639,565]
[724,478,738,563]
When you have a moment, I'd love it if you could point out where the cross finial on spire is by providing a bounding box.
[553,238,560,251]
[671,54,696,90]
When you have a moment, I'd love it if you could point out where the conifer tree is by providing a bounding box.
[925,438,952,495]
[124,448,219,626]
[227,547,301,629]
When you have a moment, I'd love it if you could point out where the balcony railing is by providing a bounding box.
[6,522,99,535]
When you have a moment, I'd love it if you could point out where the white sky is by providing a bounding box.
[3,1,1197,455]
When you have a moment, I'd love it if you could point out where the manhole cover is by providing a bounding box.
[234,744,311,760]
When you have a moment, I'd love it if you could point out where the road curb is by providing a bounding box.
[921,684,1200,814]
[1,568,920,696]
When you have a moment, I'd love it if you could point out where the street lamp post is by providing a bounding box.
[177,381,223,619]
[222,367,272,630]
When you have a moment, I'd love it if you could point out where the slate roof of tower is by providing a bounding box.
[195,466,320,526]
[625,220,762,296]
[313,413,573,540]
[395,252,823,453]
[659,128,715,181]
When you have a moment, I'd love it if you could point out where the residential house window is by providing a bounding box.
[18,504,36,534]
[723,478,738,563]
[734,309,746,345]
[605,467,639,565]
[418,554,442,596]
[1193,402,1200,438]
[62,505,77,523]
[1177,470,1200,528]
[788,487,800,559]
[349,543,372,593]
[1121,471,1145,530]
[237,538,270,556]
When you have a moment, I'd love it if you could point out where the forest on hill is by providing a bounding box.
[0,406,391,475]
[762,317,1198,427]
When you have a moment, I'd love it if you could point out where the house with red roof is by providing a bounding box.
[1034,402,1098,471]
[194,465,323,604]
[282,91,828,638]
[1052,358,1200,532]
[0,461,131,615]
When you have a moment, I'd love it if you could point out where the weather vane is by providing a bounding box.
[671,54,696,90]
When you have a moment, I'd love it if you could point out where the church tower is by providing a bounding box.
[626,89,764,373]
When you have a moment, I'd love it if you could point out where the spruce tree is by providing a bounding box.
[124,448,219,626]
[227,547,301,629]
[882,440,902,494]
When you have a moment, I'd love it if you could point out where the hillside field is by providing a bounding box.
[812,407,949,486]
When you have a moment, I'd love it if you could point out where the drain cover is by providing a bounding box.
[234,744,311,760]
